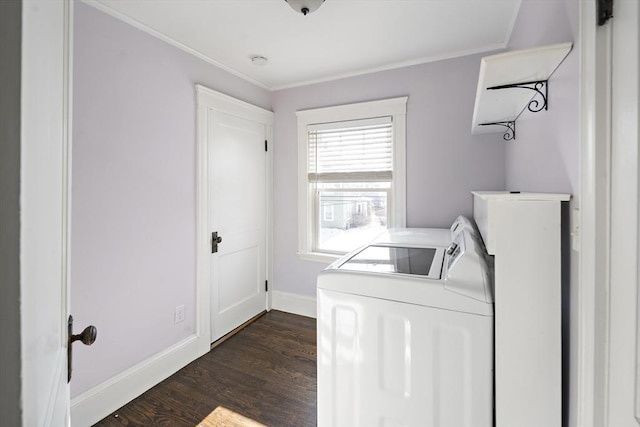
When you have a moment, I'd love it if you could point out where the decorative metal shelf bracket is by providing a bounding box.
[479,120,516,141]
[487,80,549,113]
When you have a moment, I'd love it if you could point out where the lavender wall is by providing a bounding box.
[505,0,578,195]
[71,2,270,397]
[271,56,506,297]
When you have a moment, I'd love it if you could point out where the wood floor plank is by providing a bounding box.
[93,311,317,427]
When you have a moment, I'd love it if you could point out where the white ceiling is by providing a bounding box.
[86,0,522,90]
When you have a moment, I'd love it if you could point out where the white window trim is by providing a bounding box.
[296,97,408,263]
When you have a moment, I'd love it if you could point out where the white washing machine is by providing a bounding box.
[317,217,494,427]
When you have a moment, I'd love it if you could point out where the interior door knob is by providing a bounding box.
[212,231,223,253]
[72,325,97,346]
[67,315,97,382]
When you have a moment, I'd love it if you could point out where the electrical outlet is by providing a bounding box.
[174,305,185,324]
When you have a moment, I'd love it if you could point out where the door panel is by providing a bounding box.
[210,111,267,342]
[219,235,260,312]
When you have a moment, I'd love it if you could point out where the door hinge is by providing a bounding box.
[265,280,268,292]
[597,0,613,26]
[265,140,268,152]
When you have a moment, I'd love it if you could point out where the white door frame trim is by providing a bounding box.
[576,1,599,425]
[195,85,274,351]
[576,1,640,424]
[607,0,639,424]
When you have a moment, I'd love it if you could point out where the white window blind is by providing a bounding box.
[308,116,393,183]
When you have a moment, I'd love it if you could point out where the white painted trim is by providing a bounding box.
[56,1,73,419]
[62,0,74,330]
[70,335,199,427]
[195,84,274,344]
[576,1,613,426]
[576,2,596,425]
[297,251,340,265]
[196,85,273,123]
[606,0,639,424]
[271,291,317,319]
[195,98,212,357]
[296,97,408,261]
[266,123,275,314]
[394,106,407,229]
[80,0,269,90]
[60,0,74,413]
[295,97,409,122]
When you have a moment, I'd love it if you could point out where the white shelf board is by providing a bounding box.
[471,42,573,135]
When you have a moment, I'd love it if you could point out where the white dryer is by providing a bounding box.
[317,217,494,427]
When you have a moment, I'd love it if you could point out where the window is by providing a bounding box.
[297,97,407,262]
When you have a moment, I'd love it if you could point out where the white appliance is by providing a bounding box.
[472,191,569,427]
[317,217,494,427]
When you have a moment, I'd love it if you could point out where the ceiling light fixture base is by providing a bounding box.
[250,55,268,66]
[285,0,325,15]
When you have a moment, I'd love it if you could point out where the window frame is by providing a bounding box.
[296,97,408,263]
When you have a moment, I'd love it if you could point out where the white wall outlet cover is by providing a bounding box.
[174,305,185,324]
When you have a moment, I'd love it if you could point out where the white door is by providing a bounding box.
[20,0,73,425]
[201,89,272,342]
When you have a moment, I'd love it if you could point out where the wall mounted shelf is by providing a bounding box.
[471,42,573,140]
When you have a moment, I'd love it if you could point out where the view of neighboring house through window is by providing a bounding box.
[297,98,407,260]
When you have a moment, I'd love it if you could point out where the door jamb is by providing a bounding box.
[577,1,612,426]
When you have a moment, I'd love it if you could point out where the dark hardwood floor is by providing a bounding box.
[94,310,317,427]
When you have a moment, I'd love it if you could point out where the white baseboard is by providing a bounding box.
[270,290,317,318]
[70,334,203,427]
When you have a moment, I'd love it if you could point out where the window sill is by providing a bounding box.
[296,251,342,264]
